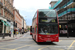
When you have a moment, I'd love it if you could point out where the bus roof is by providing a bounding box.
[38,9,55,11]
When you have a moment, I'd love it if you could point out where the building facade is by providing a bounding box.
[50,0,75,36]
[14,9,23,34]
[21,17,27,33]
[50,1,58,8]
[0,0,14,37]
[24,20,27,32]
[24,20,26,29]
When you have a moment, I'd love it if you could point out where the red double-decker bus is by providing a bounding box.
[31,9,59,42]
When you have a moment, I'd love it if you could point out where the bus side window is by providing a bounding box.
[32,28,34,33]
[36,28,37,34]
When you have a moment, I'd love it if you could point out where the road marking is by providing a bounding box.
[38,46,63,50]
[67,40,75,50]
[32,45,51,47]
[0,43,18,47]
[59,40,62,42]
[38,40,62,50]
[0,43,36,50]
[0,47,12,50]
[38,46,48,50]
[13,43,36,50]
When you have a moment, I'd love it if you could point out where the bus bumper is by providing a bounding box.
[38,37,59,42]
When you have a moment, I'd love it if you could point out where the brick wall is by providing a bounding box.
[4,0,14,22]
[14,10,22,29]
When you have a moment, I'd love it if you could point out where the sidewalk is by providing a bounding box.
[0,34,75,41]
[0,34,23,42]
[59,37,75,40]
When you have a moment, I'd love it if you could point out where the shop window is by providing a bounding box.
[61,25,67,29]
[68,24,71,28]
[0,20,3,33]
[61,25,65,29]
[72,23,75,28]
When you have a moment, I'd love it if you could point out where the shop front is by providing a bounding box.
[68,20,75,37]
[14,27,18,35]
[0,17,13,37]
[0,17,7,37]
[59,24,67,36]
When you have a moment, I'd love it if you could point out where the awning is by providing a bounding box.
[0,17,7,21]
[14,29,18,31]
[6,22,10,26]
[1,20,8,26]
[19,28,22,29]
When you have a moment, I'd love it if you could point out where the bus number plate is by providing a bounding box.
[46,40,51,42]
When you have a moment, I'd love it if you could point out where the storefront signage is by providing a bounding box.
[59,25,61,28]
[60,30,67,34]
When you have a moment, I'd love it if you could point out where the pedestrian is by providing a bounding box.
[9,31,11,37]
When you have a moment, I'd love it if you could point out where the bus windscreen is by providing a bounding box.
[39,9,56,17]
[38,24,58,35]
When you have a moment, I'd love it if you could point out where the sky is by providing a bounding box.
[14,0,52,26]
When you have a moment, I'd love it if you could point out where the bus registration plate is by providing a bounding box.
[46,40,51,42]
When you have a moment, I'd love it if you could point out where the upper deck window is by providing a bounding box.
[38,9,57,17]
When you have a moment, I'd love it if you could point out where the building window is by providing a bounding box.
[16,23,17,27]
[72,14,75,20]
[68,15,70,20]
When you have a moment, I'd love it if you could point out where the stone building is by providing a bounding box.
[0,0,14,37]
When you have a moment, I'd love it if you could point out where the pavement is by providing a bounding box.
[59,37,75,40]
[0,34,23,42]
[0,33,75,42]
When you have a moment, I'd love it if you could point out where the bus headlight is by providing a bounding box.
[56,36,58,37]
